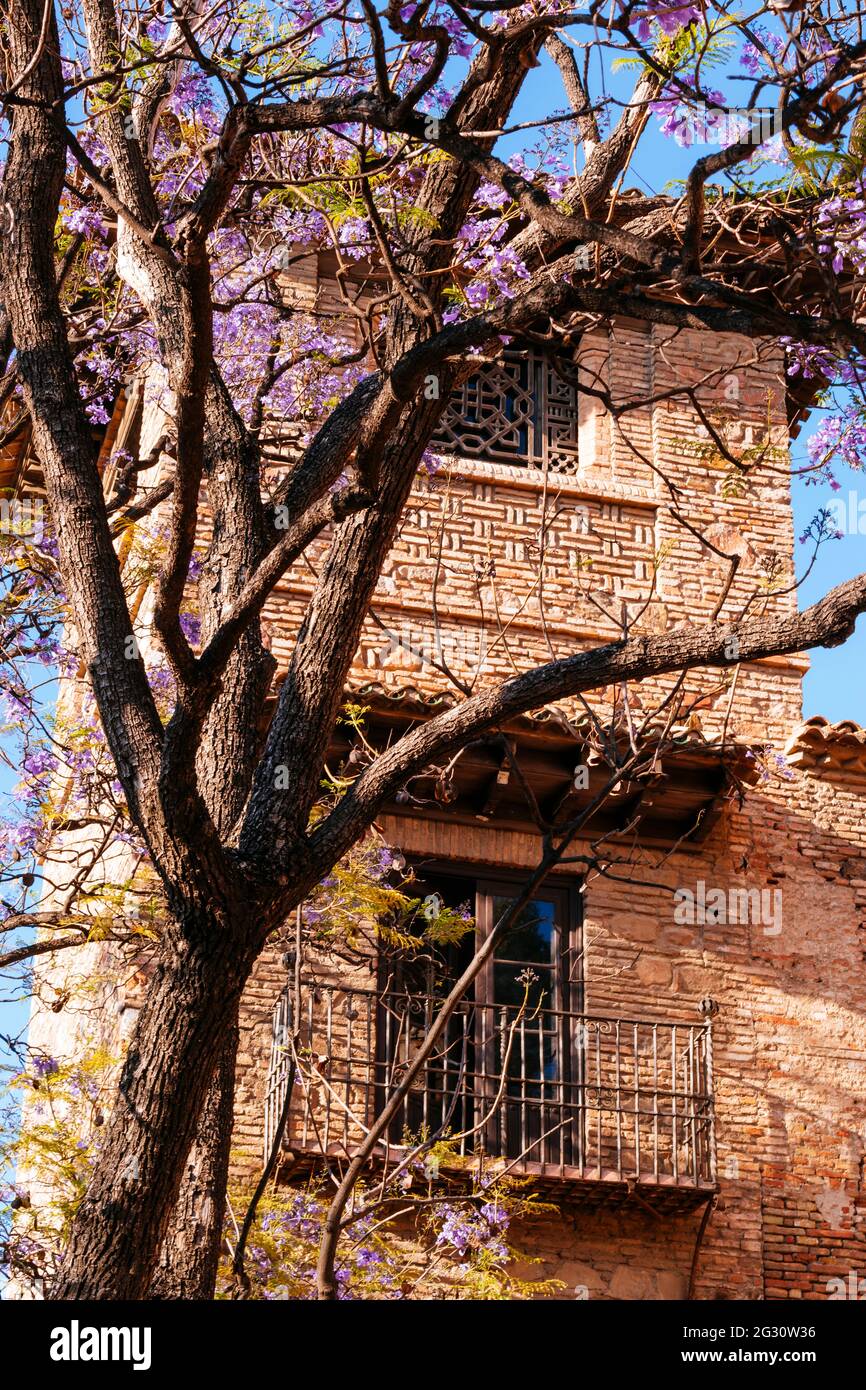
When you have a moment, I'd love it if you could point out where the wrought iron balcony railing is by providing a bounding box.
[265,980,717,1198]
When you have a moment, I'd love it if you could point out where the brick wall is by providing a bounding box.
[261,302,804,745]
[233,760,866,1300]
[21,275,866,1299]
[228,303,866,1298]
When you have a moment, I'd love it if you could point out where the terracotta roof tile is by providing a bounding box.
[343,680,757,763]
[784,716,866,780]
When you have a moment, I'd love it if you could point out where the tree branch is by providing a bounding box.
[309,572,866,867]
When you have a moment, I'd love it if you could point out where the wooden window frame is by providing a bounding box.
[402,859,583,1014]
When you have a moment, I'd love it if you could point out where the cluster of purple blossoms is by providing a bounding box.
[21,749,58,779]
[337,216,374,262]
[187,550,205,583]
[251,1190,400,1298]
[740,28,785,77]
[476,180,510,211]
[445,145,579,318]
[763,748,794,784]
[628,0,700,43]
[355,1247,382,1268]
[745,747,794,785]
[261,1192,322,1240]
[63,205,108,241]
[651,77,730,149]
[782,341,866,481]
[31,1055,60,1079]
[816,193,866,279]
[782,340,839,383]
[67,1068,101,1102]
[179,612,201,648]
[808,414,866,479]
[1,686,35,722]
[400,3,474,59]
[145,15,168,42]
[434,1200,510,1261]
[459,232,530,313]
[166,70,220,122]
[418,448,445,477]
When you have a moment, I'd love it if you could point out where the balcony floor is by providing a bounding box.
[274,1139,717,1214]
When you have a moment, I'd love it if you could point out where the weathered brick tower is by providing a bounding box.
[16,245,866,1299]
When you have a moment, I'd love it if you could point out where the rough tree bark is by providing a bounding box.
[148,1019,239,1300]
[2,0,866,1301]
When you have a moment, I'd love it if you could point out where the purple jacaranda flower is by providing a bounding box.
[32,1056,59,1078]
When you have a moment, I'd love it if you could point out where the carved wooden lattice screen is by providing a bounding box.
[432,348,580,473]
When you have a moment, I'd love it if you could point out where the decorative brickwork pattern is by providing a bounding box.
[20,289,866,1300]
[228,311,866,1298]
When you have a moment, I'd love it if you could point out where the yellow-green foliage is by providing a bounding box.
[1,1048,116,1286]
[223,1163,566,1301]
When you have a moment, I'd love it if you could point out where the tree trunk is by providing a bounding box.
[50,913,259,1300]
[147,1018,238,1300]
